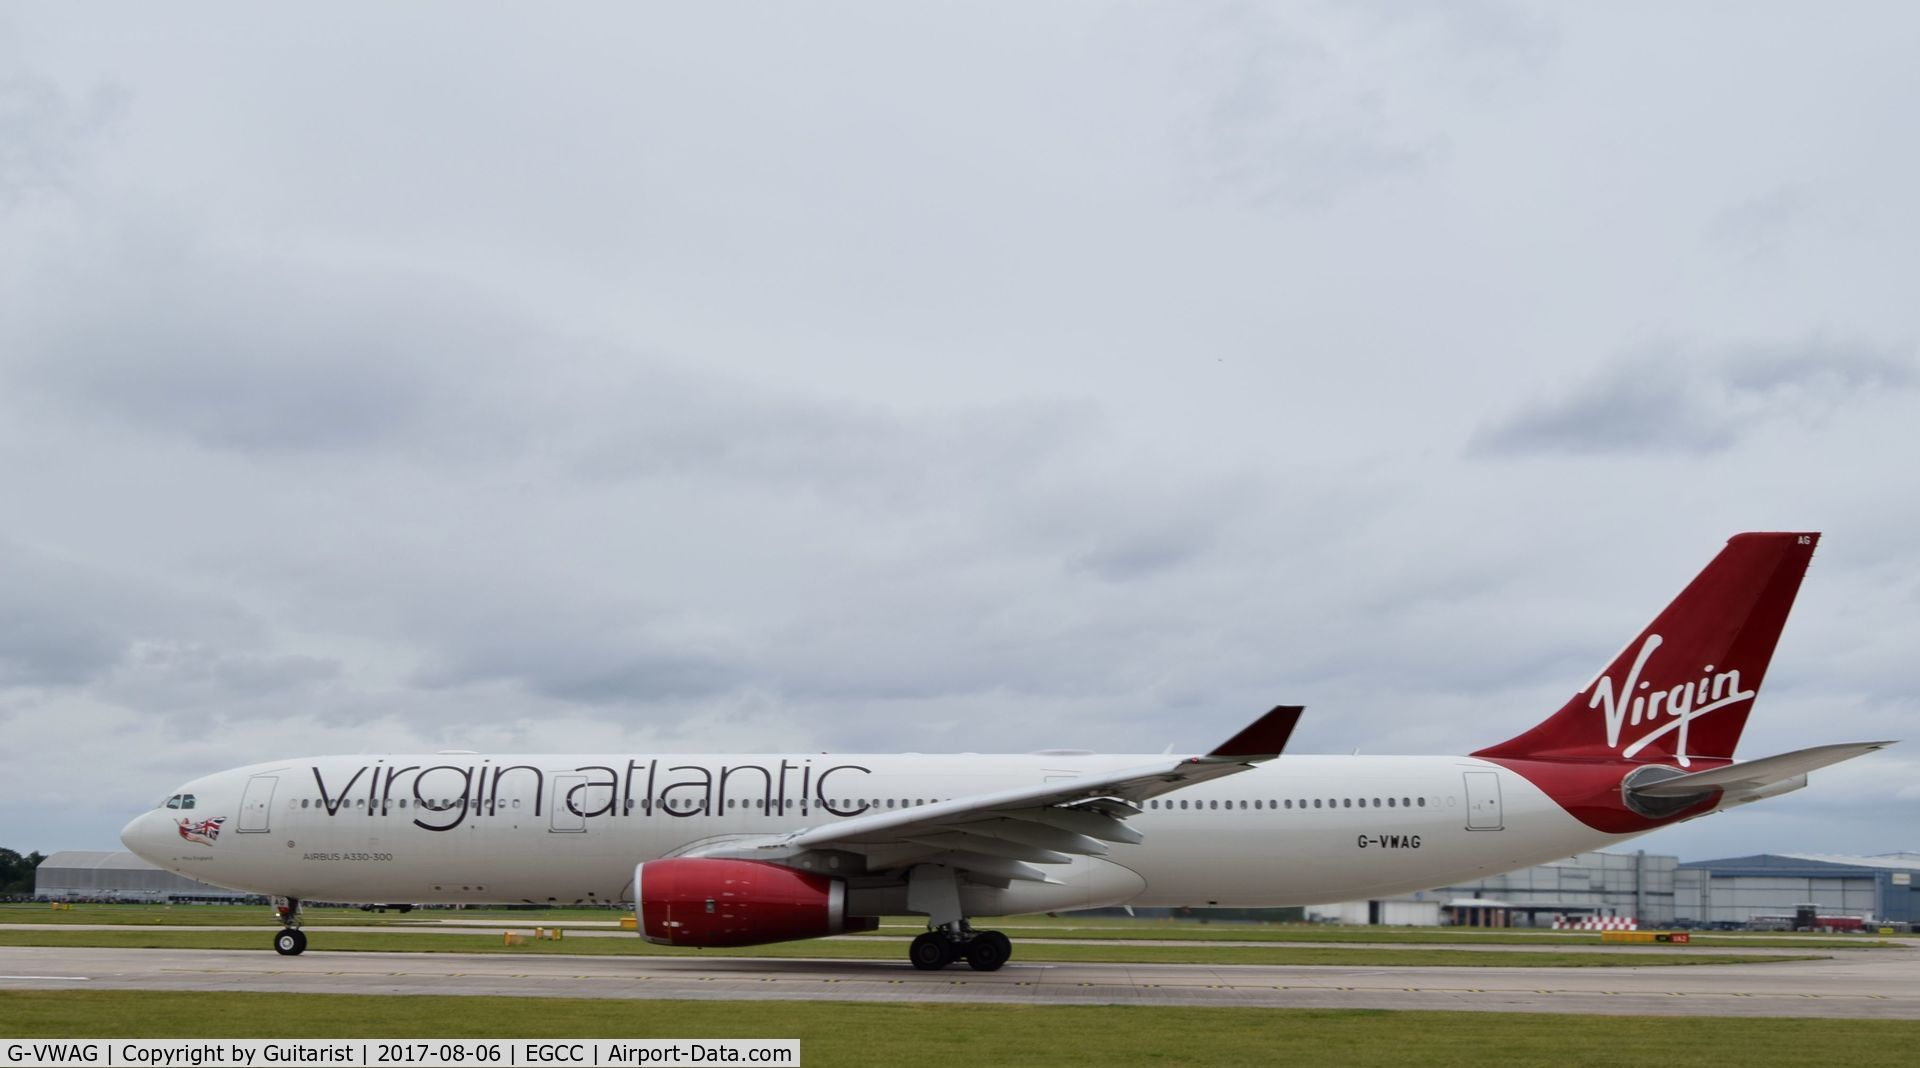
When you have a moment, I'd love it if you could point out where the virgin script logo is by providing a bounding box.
[1589,634,1755,767]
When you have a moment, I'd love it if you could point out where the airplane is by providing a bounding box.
[120,531,1892,971]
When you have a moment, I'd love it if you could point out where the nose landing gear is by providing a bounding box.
[272,897,307,955]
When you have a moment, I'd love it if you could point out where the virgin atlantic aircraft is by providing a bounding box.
[120,532,1890,971]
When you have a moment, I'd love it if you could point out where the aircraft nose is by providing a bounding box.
[121,810,166,863]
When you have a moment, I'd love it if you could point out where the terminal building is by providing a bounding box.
[33,851,256,903]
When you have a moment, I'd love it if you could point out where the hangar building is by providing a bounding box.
[1309,850,1676,927]
[1675,853,1920,927]
[33,851,256,903]
[1312,850,1920,928]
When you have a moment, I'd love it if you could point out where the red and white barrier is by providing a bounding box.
[1552,916,1638,930]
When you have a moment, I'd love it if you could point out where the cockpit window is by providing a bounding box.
[164,795,182,809]
[180,794,196,809]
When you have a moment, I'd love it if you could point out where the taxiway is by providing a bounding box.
[3,944,1918,1019]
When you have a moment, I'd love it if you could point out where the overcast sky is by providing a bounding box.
[3,4,1916,865]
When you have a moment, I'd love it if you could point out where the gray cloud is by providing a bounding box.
[9,240,533,454]
[1173,6,1435,207]
[0,75,123,203]
[561,369,1099,512]
[2,4,1918,861]
[1471,338,1916,457]
[0,540,258,687]
[1704,186,1812,263]
[409,606,737,705]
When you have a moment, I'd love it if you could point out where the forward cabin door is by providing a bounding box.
[1463,771,1504,831]
[238,775,277,833]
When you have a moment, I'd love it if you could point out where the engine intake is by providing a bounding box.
[633,858,878,948]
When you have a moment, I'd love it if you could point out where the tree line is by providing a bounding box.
[1,848,46,896]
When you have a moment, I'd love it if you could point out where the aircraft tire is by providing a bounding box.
[908,932,953,970]
[274,929,307,956]
[964,931,1012,972]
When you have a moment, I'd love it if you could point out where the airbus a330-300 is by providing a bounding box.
[121,532,1891,971]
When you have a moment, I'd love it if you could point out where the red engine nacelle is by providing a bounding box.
[633,858,879,948]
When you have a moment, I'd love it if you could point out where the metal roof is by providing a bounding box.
[1679,852,1920,875]
[39,851,167,872]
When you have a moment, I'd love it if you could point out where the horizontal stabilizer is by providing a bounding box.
[1630,741,1895,798]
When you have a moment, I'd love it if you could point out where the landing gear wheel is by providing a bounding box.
[273,929,307,956]
[965,931,1012,972]
[909,932,955,970]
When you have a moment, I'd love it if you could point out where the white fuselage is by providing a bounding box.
[122,752,1639,915]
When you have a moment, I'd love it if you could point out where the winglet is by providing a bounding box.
[1208,705,1304,759]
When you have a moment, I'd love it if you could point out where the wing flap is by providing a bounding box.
[1003,807,1143,845]
[951,818,1110,855]
[901,831,1074,865]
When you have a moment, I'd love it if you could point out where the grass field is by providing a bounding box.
[3,991,1916,1066]
[0,926,1821,967]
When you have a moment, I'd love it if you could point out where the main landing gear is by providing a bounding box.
[272,896,307,956]
[909,925,1013,972]
[905,865,1013,972]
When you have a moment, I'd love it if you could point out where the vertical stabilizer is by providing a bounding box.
[1473,532,1818,767]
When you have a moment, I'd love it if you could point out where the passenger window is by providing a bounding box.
[1313,799,1322,809]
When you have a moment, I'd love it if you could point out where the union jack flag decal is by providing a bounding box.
[177,816,226,846]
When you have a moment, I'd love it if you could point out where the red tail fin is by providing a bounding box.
[1473,532,1819,767]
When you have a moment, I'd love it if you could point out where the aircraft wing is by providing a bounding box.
[680,705,1302,883]
[1629,740,1895,798]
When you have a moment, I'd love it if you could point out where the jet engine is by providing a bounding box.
[633,858,878,948]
